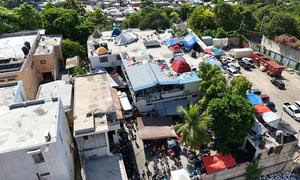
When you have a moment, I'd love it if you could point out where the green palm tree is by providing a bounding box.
[173,104,212,150]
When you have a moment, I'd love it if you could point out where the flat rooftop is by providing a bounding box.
[88,29,202,70]
[34,35,62,56]
[36,80,72,112]
[0,30,45,73]
[85,155,128,180]
[73,73,115,136]
[0,99,59,153]
[0,81,22,115]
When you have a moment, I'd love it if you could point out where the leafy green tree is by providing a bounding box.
[123,12,141,28]
[207,94,255,153]
[170,11,180,23]
[198,62,227,109]
[71,66,85,76]
[138,9,171,30]
[263,12,299,38]
[188,7,216,31]
[0,6,20,34]
[141,0,154,8]
[214,3,243,31]
[174,104,212,149]
[229,76,252,97]
[54,0,85,15]
[14,3,40,30]
[41,7,80,39]
[178,3,193,21]
[85,9,112,30]
[246,161,263,180]
[62,39,86,59]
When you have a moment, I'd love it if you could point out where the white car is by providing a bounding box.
[226,67,241,77]
[283,102,300,121]
[227,62,241,71]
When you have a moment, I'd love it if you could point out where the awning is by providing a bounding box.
[277,121,297,135]
[255,104,271,116]
[262,112,281,128]
[65,56,79,69]
[137,116,177,140]
[202,154,237,173]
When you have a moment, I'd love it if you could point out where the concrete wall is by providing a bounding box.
[14,81,27,102]
[33,52,59,80]
[76,133,109,158]
[202,141,297,180]
[0,100,74,180]
[261,36,300,70]
[89,54,122,69]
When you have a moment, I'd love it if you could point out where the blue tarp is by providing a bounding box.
[165,38,179,47]
[181,33,197,51]
[111,27,122,37]
[212,48,224,57]
[247,93,263,105]
[207,58,224,72]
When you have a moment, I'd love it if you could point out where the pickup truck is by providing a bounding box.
[283,102,300,121]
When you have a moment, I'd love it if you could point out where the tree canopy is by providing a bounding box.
[62,39,86,59]
[188,7,216,32]
[207,94,255,153]
[174,104,212,150]
[198,62,227,109]
[229,76,252,97]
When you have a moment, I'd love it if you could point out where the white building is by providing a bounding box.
[73,73,122,158]
[73,73,127,180]
[91,29,202,116]
[0,98,74,180]
[0,81,27,114]
[36,80,73,128]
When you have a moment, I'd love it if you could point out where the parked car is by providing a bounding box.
[251,89,262,96]
[266,102,276,112]
[227,62,241,71]
[226,67,241,77]
[239,59,252,70]
[295,101,300,109]
[241,57,255,68]
[261,94,270,103]
[283,102,300,121]
[270,78,285,89]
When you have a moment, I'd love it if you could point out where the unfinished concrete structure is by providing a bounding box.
[0,30,63,99]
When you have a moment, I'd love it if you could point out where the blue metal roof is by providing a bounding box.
[125,61,200,91]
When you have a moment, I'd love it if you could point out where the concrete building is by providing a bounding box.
[0,30,63,99]
[0,98,74,180]
[73,73,127,179]
[36,80,73,128]
[0,81,27,114]
[91,29,202,116]
[260,35,300,71]
[73,73,121,158]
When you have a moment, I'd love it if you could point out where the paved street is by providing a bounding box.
[241,68,300,144]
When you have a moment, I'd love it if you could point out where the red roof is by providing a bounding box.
[171,58,191,73]
[255,104,271,116]
[202,154,237,173]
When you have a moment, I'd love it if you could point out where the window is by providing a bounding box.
[32,152,45,164]
[99,57,108,63]
[40,60,46,64]
[83,136,89,140]
[40,172,50,177]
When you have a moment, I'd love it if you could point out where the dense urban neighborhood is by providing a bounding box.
[1,0,300,180]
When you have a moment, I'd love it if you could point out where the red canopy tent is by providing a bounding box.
[170,44,182,53]
[202,154,237,173]
[255,104,271,117]
[171,58,191,73]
